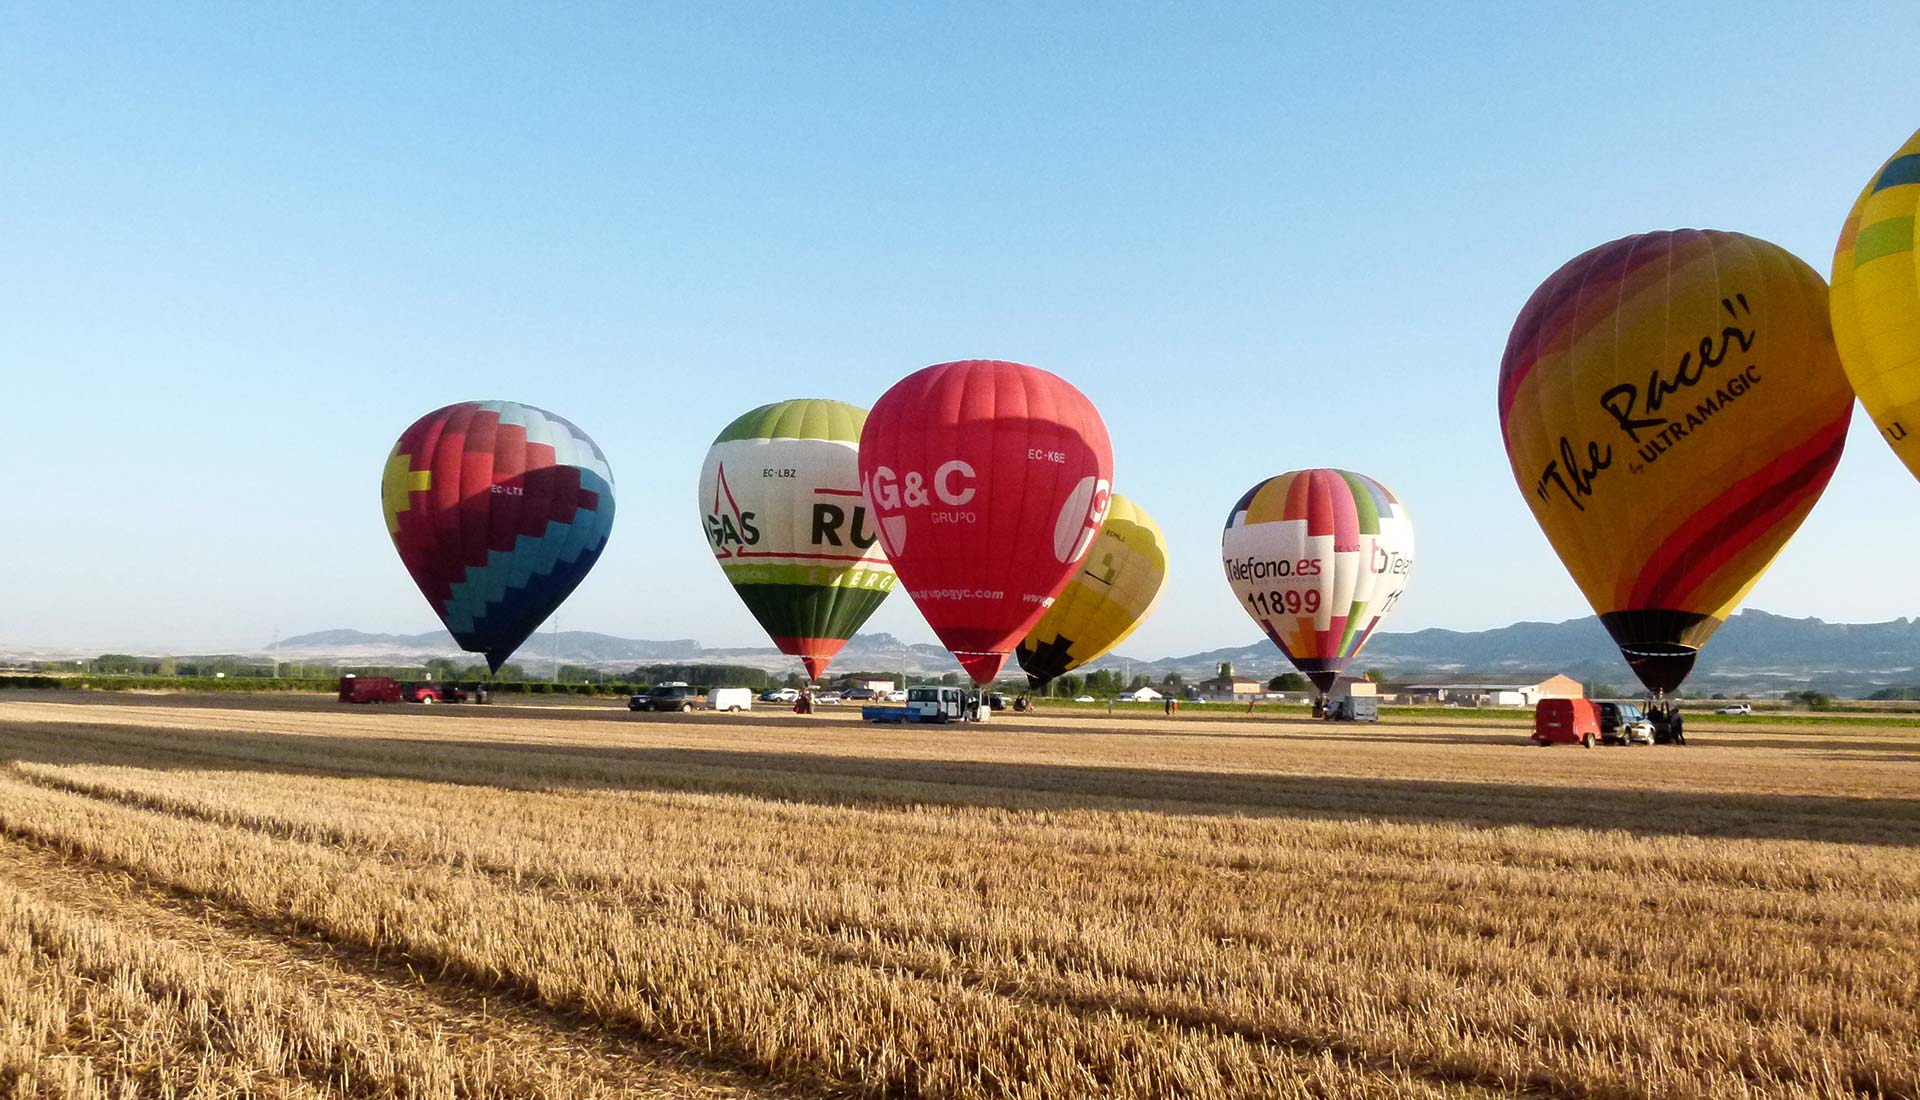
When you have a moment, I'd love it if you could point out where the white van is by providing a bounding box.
[906,685,967,723]
[706,687,753,712]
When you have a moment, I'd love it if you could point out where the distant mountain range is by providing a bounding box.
[252,609,1920,696]
[9,610,1916,696]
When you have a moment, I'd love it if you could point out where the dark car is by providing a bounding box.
[843,687,880,701]
[630,683,698,712]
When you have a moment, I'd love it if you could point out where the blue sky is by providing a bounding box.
[5,3,1920,656]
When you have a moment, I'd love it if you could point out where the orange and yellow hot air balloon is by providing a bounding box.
[1832,126,1920,477]
[1499,230,1852,695]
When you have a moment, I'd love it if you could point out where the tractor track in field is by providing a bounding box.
[0,762,1542,1100]
[0,834,821,1100]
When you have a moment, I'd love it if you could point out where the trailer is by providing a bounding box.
[860,704,916,724]
[338,676,402,704]
[1326,695,1378,722]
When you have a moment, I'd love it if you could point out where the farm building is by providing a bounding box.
[1394,674,1583,707]
[1195,664,1264,701]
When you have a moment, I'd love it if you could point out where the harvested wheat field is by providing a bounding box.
[0,692,1916,1099]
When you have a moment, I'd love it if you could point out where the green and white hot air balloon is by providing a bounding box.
[698,399,897,679]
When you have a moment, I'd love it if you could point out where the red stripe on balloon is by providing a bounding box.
[1498,234,1672,432]
[1630,412,1850,609]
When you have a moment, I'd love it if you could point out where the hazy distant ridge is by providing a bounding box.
[267,609,1920,695]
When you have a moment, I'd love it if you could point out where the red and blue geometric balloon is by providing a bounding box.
[382,400,616,671]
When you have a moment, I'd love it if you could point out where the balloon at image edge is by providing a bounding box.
[1832,126,1920,482]
[381,400,617,673]
[1221,469,1414,695]
[698,398,897,680]
[1499,229,1853,695]
[1015,494,1169,689]
[859,360,1115,685]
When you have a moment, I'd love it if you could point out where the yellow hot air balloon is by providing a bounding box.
[1833,126,1920,474]
[1015,494,1168,689]
[1500,230,1852,696]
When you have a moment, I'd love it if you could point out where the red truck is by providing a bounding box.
[1532,697,1602,747]
[338,676,402,704]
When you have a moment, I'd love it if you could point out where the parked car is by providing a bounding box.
[1073,695,1096,703]
[759,688,800,703]
[814,691,844,705]
[1533,697,1601,747]
[883,689,908,702]
[1597,701,1650,745]
[631,683,699,712]
[843,687,880,701]
[400,681,465,704]
[1716,703,1752,715]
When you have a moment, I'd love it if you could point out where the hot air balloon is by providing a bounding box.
[1499,230,1852,695]
[1016,494,1168,689]
[1221,470,1413,695]
[381,400,615,672]
[1833,126,1920,478]
[698,399,897,680]
[860,360,1113,685]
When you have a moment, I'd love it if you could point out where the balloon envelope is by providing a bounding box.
[860,360,1113,684]
[1833,126,1920,479]
[1016,494,1169,689]
[1500,230,1851,693]
[698,399,896,680]
[1221,469,1413,694]
[382,400,616,672]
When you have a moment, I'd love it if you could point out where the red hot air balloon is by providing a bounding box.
[859,361,1114,684]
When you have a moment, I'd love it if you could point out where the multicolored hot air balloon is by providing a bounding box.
[1221,470,1413,694]
[1833,126,1920,479]
[1016,494,1168,689]
[698,399,897,680]
[1500,230,1852,694]
[860,360,1113,685]
[382,400,615,672]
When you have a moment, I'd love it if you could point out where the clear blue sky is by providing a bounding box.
[5,3,1919,655]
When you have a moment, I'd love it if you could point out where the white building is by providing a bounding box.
[1395,674,1584,707]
